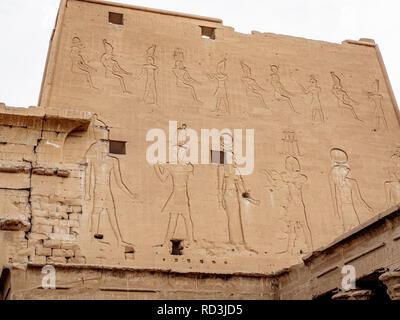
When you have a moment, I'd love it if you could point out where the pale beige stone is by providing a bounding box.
[0,0,400,301]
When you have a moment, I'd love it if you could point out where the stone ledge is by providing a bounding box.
[0,104,92,130]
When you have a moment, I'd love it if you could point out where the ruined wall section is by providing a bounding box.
[0,104,91,269]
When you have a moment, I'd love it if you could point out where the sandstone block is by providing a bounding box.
[36,246,52,257]
[53,248,74,258]
[46,256,67,264]
[61,242,80,250]
[53,225,69,234]
[49,233,76,241]
[28,232,50,240]
[68,257,86,264]
[31,224,53,234]
[43,239,62,249]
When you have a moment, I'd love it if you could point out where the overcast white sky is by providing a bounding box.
[0,0,399,107]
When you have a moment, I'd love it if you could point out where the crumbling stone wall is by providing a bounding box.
[0,105,91,270]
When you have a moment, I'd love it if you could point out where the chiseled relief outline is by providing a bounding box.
[70,36,98,89]
[262,156,313,255]
[329,148,374,233]
[101,39,132,94]
[240,61,269,109]
[83,115,136,257]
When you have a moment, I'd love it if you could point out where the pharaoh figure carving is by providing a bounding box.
[172,48,202,103]
[330,72,361,121]
[329,148,374,232]
[208,58,229,114]
[217,134,260,251]
[101,39,132,94]
[240,61,268,109]
[70,37,97,89]
[263,156,313,254]
[298,75,324,122]
[135,44,158,105]
[384,151,400,207]
[367,79,388,131]
[154,125,195,252]
[84,115,136,252]
[270,65,297,113]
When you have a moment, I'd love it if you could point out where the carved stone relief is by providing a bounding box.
[172,48,202,104]
[329,148,374,233]
[384,149,400,207]
[281,131,301,157]
[263,156,313,255]
[367,79,388,131]
[70,37,98,89]
[217,134,260,253]
[240,61,268,109]
[83,116,136,258]
[208,58,229,114]
[330,72,361,121]
[296,74,325,122]
[101,39,132,94]
[135,45,159,105]
[270,65,297,113]
[153,147,195,254]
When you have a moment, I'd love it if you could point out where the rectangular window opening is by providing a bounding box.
[211,150,225,164]
[109,12,124,25]
[109,140,126,155]
[200,26,216,40]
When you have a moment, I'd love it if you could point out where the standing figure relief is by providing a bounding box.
[208,58,229,114]
[217,134,260,253]
[84,116,136,253]
[297,75,325,122]
[329,148,374,233]
[367,79,388,131]
[384,150,400,208]
[70,37,97,89]
[101,39,132,94]
[263,156,313,255]
[240,61,268,109]
[330,72,361,121]
[153,146,195,253]
[172,48,202,104]
[135,44,159,105]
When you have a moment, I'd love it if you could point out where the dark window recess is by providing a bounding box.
[109,140,126,155]
[171,240,183,256]
[109,12,124,25]
[211,150,225,164]
[200,26,216,40]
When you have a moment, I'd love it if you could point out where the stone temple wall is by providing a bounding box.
[1,0,400,299]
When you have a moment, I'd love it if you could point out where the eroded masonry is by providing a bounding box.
[1,0,400,300]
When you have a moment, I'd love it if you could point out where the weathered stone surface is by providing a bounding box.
[52,249,74,258]
[43,240,62,249]
[1,0,400,301]
[379,271,400,300]
[35,246,52,257]
[0,218,30,232]
[332,289,373,300]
